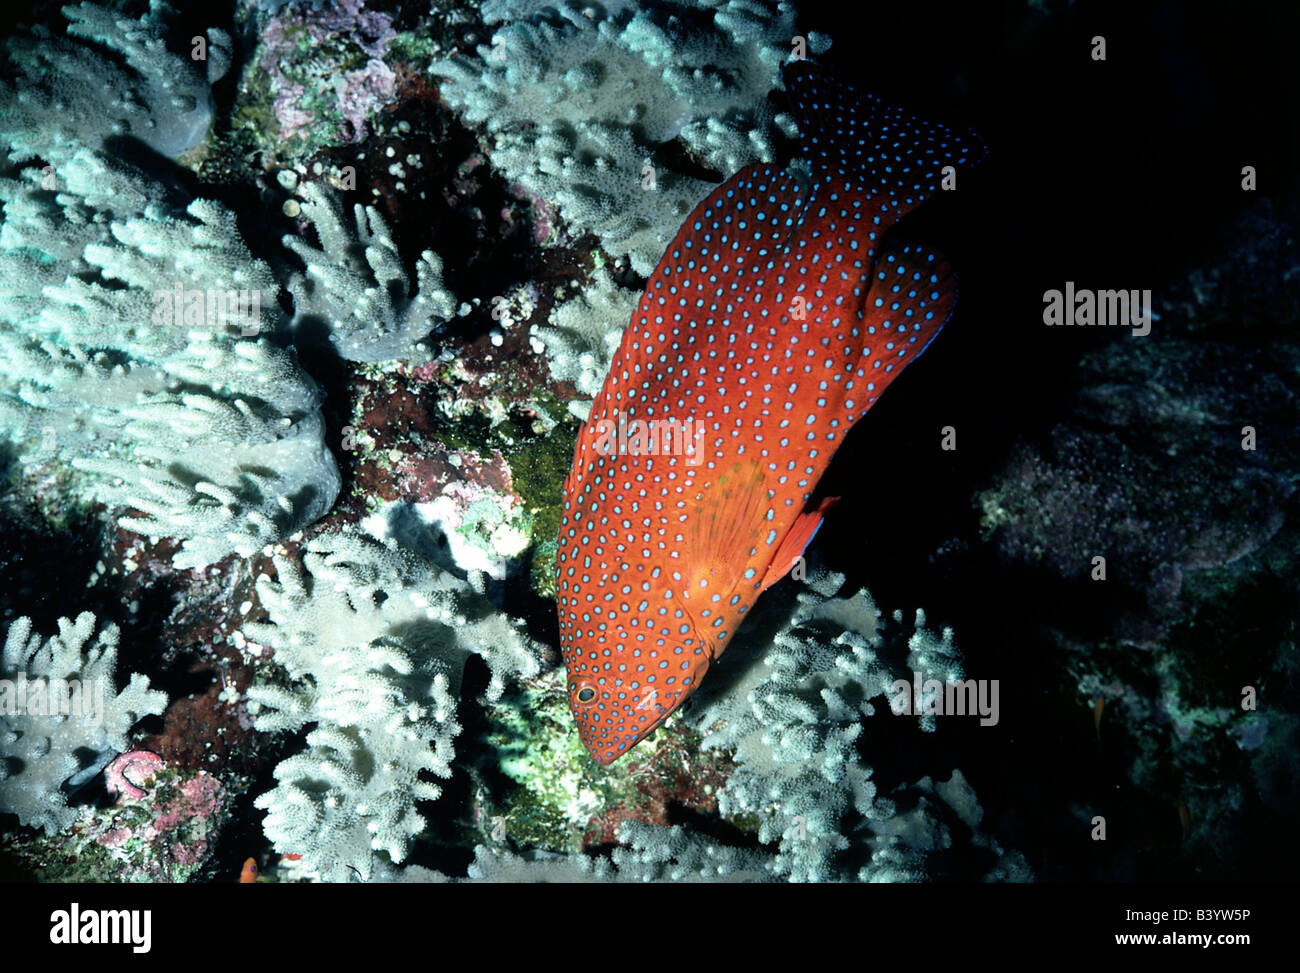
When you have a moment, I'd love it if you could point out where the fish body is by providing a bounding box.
[557,62,983,764]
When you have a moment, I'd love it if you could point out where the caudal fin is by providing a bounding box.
[783,61,985,225]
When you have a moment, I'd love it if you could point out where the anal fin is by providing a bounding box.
[759,496,838,593]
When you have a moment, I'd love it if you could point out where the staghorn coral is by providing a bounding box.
[0,0,230,165]
[243,528,542,881]
[284,181,457,362]
[432,0,828,275]
[0,613,167,833]
[0,150,340,569]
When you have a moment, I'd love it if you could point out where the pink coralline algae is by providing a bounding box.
[87,757,229,882]
[105,750,165,800]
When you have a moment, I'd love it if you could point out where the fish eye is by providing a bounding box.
[577,686,596,703]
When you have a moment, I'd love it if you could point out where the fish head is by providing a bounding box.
[563,617,714,765]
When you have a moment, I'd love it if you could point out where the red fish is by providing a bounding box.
[557,62,983,764]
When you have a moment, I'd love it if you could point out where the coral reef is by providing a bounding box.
[0,151,340,569]
[432,0,829,274]
[0,613,167,833]
[0,1,230,165]
[284,181,457,362]
[459,565,1026,883]
[243,529,542,881]
[4,0,1283,891]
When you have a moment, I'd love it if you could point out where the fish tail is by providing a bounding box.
[783,61,985,225]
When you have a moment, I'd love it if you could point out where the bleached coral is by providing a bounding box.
[686,569,972,881]
[531,264,639,419]
[284,182,456,362]
[0,150,339,569]
[445,571,1023,884]
[862,771,1032,882]
[0,0,230,165]
[0,613,167,833]
[244,529,542,881]
[432,0,828,274]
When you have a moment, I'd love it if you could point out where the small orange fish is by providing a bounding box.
[239,858,259,883]
[1092,693,1105,743]
[557,62,983,763]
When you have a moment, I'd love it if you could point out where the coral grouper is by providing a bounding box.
[557,61,984,764]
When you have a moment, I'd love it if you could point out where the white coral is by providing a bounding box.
[530,264,639,419]
[0,613,167,833]
[0,150,339,569]
[432,0,828,275]
[284,182,456,362]
[0,1,229,165]
[245,529,542,881]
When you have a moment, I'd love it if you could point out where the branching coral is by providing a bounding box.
[432,0,828,275]
[685,571,881,879]
[0,150,339,569]
[284,181,457,362]
[530,264,639,420]
[243,529,542,881]
[0,0,230,165]
[0,613,167,833]
[681,569,988,881]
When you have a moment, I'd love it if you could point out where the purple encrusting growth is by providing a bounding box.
[557,62,985,764]
[260,0,400,143]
